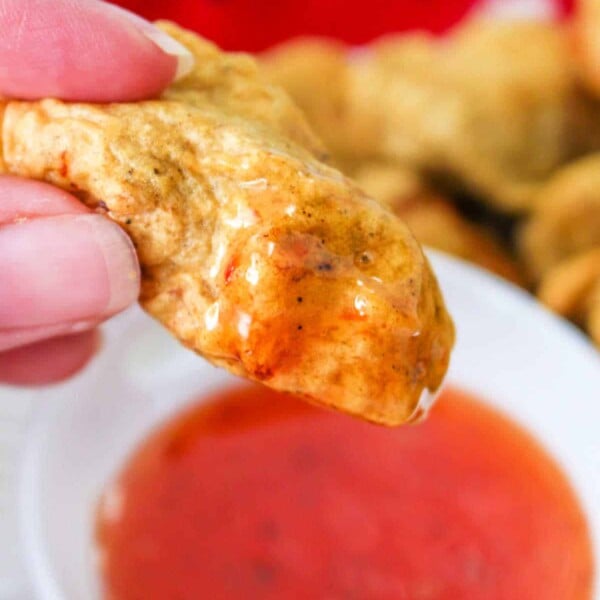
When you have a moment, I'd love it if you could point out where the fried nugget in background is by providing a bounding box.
[262,20,600,214]
[538,249,600,348]
[518,154,600,346]
[258,38,350,166]
[518,154,600,282]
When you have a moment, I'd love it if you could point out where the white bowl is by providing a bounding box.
[1,251,599,599]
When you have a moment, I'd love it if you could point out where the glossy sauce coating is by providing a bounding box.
[97,386,593,600]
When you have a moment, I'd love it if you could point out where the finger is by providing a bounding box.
[0,329,99,385]
[0,176,140,351]
[0,175,88,221]
[0,0,194,102]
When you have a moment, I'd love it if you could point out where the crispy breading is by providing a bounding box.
[262,21,600,214]
[518,154,600,282]
[351,162,524,284]
[537,248,600,347]
[0,22,454,425]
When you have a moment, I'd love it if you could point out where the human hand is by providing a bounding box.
[0,0,193,385]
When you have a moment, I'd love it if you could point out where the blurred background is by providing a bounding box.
[113,0,573,51]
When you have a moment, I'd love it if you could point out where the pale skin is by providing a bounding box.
[0,0,193,384]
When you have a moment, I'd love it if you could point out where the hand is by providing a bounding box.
[0,0,193,385]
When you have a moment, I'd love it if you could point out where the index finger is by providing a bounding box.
[0,0,194,102]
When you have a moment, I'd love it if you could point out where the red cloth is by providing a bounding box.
[114,0,574,52]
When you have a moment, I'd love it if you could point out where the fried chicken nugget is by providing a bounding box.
[537,248,600,347]
[357,21,600,213]
[0,22,454,425]
[351,162,524,285]
[259,38,350,165]
[262,21,600,214]
[261,34,438,169]
[518,154,600,282]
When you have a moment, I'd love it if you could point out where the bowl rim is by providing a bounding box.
[10,250,600,599]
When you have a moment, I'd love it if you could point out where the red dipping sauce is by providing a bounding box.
[97,386,593,599]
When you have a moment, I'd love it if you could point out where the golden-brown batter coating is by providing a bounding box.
[0,22,454,425]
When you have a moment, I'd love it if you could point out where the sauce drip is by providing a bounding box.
[97,386,593,600]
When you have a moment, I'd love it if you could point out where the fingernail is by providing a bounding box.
[142,29,195,81]
[105,3,195,82]
[0,214,140,330]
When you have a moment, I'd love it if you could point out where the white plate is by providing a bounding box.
[0,251,599,599]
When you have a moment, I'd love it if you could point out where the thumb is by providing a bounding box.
[0,176,140,351]
[0,0,194,102]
